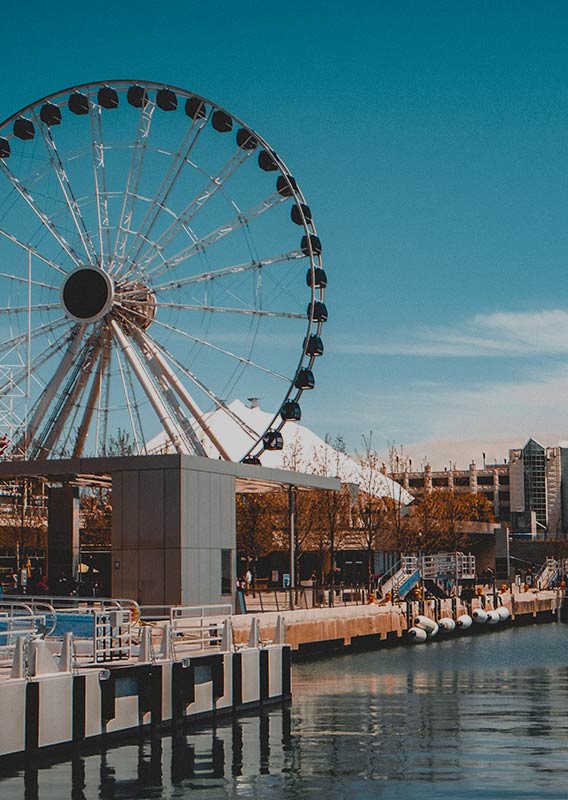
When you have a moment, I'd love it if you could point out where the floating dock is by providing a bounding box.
[0,598,290,760]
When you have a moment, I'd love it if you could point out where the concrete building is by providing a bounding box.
[509,439,564,537]
[391,462,511,523]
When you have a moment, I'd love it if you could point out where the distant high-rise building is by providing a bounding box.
[509,439,563,536]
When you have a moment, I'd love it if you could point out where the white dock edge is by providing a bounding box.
[0,644,291,759]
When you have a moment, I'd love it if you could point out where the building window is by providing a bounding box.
[523,440,547,527]
[221,549,232,596]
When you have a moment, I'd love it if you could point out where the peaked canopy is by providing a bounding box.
[148,399,413,505]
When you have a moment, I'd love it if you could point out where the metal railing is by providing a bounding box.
[170,604,232,657]
[1,595,140,665]
[378,552,476,599]
[421,552,476,580]
[94,608,132,663]
[0,599,58,666]
[379,557,419,597]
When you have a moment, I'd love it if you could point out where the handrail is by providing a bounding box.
[170,605,231,656]
[379,559,402,585]
[0,599,57,637]
[0,600,58,664]
[535,558,558,590]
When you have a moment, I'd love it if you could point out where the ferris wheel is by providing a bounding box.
[0,80,327,463]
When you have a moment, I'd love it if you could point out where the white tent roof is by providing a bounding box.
[147,399,412,504]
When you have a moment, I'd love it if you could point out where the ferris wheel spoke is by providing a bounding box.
[131,329,208,457]
[148,250,306,295]
[109,318,191,455]
[73,335,111,457]
[132,327,228,459]
[0,227,67,276]
[150,316,290,382]
[89,103,112,268]
[109,99,157,275]
[122,114,210,273]
[37,122,99,265]
[134,147,253,275]
[16,324,86,456]
[0,161,84,268]
[34,331,103,458]
[114,342,144,454]
[0,303,60,316]
[124,353,149,454]
[0,316,68,359]
[146,191,289,281]
[0,271,58,291]
[97,339,113,456]
[156,301,306,320]
[140,331,259,443]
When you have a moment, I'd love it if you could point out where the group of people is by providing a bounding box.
[1,566,84,597]
[236,569,253,594]
[2,565,49,595]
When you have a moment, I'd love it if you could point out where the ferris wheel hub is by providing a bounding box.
[61,266,114,323]
[114,280,157,333]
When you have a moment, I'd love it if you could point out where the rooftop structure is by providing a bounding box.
[390,461,510,522]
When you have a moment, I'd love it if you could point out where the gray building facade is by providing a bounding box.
[509,439,564,536]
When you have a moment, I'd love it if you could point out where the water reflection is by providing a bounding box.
[2,626,568,799]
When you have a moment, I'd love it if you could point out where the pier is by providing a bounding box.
[0,597,290,761]
[232,586,565,655]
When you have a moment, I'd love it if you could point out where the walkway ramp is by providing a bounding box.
[535,559,558,590]
[380,557,420,599]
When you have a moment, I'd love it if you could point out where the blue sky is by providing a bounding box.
[3,1,568,467]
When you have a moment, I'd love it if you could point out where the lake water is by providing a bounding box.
[1,623,568,799]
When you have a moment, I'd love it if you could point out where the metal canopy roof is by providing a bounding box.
[0,454,341,494]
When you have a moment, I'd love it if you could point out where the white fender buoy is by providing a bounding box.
[472,608,488,623]
[438,617,456,632]
[497,606,510,621]
[427,622,439,638]
[456,614,473,629]
[408,627,427,643]
[414,615,437,633]
[486,610,500,625]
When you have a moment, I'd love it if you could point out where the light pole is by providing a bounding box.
[288,485,295,610]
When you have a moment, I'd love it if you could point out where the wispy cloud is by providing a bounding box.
[341,361,568,466]
[333,309,568,357]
